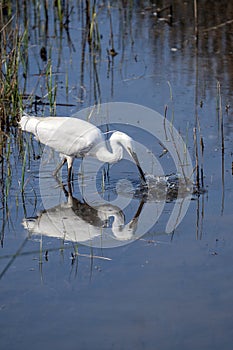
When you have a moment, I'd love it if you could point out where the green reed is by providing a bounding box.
[46,61,57,114]
[87,0,101,51]
[0,5,28,128]
[4,138,12,200]
[56,0,64,26]
[21,145,27,193]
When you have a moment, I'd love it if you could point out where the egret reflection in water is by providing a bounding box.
[22,172,193,248]
[23,186,145,247]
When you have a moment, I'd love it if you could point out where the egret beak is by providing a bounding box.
[127,148,147,184]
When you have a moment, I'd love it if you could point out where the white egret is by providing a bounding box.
[22,196,144,244]
[19,115,146,183]
[22,180,145,245]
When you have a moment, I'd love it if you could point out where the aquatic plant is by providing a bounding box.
[0,14,24,128]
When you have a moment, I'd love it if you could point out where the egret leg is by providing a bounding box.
[66,156,74,183]
[53,156,74,182]
[53,172,73,199]
[53,157,67,177]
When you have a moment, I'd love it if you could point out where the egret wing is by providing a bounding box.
[35,117,104,156]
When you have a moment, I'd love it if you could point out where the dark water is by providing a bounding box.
[1,1,233,349]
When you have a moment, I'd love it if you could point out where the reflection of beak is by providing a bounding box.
[128,148,147,184]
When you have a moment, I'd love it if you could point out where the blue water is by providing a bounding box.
[1,2,233,349]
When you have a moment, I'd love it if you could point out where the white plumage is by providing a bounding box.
[19,115,146,182]
[22,199,140,243]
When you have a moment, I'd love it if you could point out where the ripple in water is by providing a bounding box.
[116,174,193,202]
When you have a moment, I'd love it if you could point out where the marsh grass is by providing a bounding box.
[0,5,31,129]
[216,81,224,151]
[0,1,72,127]
[193,126,200,189]
[0,0,69,224]
[21,144,27,193]
[86,0,101,51]
[0,21,22,127]
[46,61,58,115]
[55,0,64,26]
[0,242,111,280]
[216,81,225,214]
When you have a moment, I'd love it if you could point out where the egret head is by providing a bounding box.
[111,131,146,184]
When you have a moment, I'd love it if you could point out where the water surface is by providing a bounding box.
[1,2,233,349]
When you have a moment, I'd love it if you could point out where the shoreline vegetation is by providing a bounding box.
[1,1,233,126]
